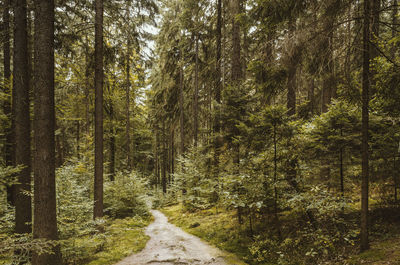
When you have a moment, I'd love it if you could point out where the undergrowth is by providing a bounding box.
[162,203,400,265]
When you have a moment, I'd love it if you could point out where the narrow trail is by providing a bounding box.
[115,210,244,265]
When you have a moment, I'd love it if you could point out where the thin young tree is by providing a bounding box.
[14,0,32,234]
[213,0,222,177]
[125,1,132,170]
[32,0,62,264]
[361,0,371,252]
[179,58,185,155]
[94,0,104,219]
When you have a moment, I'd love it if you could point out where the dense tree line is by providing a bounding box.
[148,0,400,262]
[1,0,156,263]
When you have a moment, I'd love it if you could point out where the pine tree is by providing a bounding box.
[14,0,32,235]
[94,0,104,219]
[32,0,62,263]
[361,0,371,252]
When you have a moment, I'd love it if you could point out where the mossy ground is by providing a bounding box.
[86,215,152,265]
[163,204,400,265]
[347,235,400,265]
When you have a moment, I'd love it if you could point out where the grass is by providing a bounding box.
[86,215,152,265]
[162,204,249,265]
[347,232,400,265]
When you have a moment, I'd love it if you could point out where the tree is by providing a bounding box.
[213,0,222,172]
[32,0,62,264]
[14,0,32,234]
[94,0,104,219]
[125,1,132,170]
[3,0,13,205]
[360,0,371,252]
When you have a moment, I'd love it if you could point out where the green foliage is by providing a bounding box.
[0,166,23,188]
[0,234,57,265]
[54,163,151,264]
[104,171,149,218]
[173,147,216,211]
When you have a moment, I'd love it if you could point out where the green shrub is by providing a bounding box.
[104,171,149,218]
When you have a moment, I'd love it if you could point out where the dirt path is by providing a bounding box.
[115,210,245,265]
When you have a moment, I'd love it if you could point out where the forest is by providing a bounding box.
[1,0,400,264]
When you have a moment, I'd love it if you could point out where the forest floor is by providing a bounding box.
[114,210,246,265]
[347,233,400,264]
[161,204,400,265]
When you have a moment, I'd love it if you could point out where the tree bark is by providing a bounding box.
[155,128,160,187]
[170,126,175,183]
[231,0,242,83]
[287,17,297,116]
[14,0,32,234]
[32,0,62,263]
[321,0,339,113]
[125,4,132,170]
[179,62,185,155]
[391,0,398,60]
[85,37,90,136]
[361,0,371,252]
[109,101,115,181]
[94,0,104,219]
[3,0,14,206]
[371,0,380,59]
[162,119,167,193]
[231,0,242,224]
[213,0,222,176]
[193,35,199,147]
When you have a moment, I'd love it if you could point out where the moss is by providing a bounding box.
[162,204,249,265]
[87,215,152,265]
[348,236,400,265]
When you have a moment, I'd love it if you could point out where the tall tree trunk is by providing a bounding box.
[109,102,115,181]
[3,0,14,206]
[85,37,90,136]
[162,120,167,193]
[340,129,344,200]
[125,11,132,170]
[179,62,185,155]
[32,0,62,263]
[155,128,160,187]
[231,0,242,83]
[14,0,32,235]
[321,0,339,113]
[321,32,335,113]
[231,0,242,166]
[213,0,222,177]
[287,17,297,116]
[392,0,398,203]
[94,0,104,219]
[371,0,380,58]
[370,0,380,95]
[193,35,199,147]
[231,0,242,224]
[76,120,80,159]
[361,0,371,252]
[285,17,299,196]
[55,123,64,167]
[391,0,398,60]
[170,126,175,182]
[309,78,315,115]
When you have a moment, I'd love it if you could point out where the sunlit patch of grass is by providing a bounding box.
[87,215,152,265]
[162,204,248,265]
[347,236,400,265]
